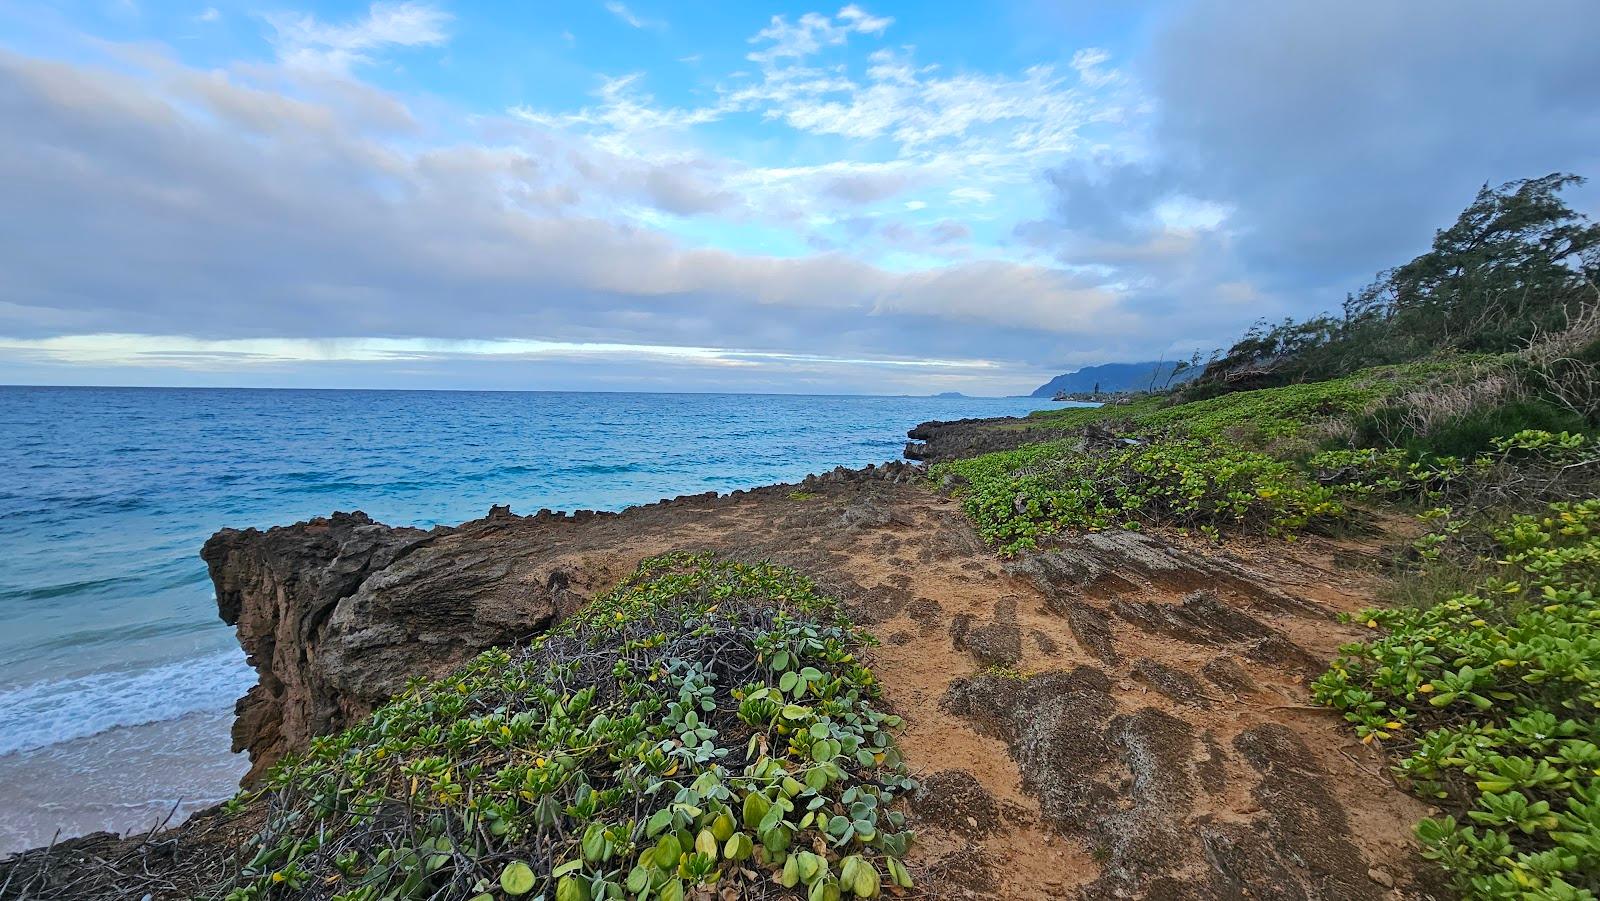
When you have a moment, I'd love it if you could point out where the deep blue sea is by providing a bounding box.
[0,386,1056,851]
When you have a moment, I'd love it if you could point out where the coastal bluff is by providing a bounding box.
[200,465,927,786]
[3,426,1434,899]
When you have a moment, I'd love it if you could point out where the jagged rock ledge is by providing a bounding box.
[904,414,1070,463]
[205,461,926,783]
[3,444,1435,899]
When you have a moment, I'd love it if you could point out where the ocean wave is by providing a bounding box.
[0,651,256,756]
[558,462,643,475]
[0,576,126,602]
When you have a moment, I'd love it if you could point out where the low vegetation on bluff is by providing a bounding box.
[928,174,1600,899]
[219,173,1600,900]
[218,553,915,901]
[9,175,1596,901]
[1316,499,1600,898]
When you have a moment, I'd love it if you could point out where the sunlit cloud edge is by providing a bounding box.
[0,334,1005,373]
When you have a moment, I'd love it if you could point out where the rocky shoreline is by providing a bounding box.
[0,416,1437,899]
[204,460,926,787]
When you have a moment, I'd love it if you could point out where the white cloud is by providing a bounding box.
[0,333,1001,371]
[0,4,1250,391]
[196,7,221,23]
[837,5,893,35]
[0,44,1145,388]
[264,1,451,71]
[2,0,1590,393]
[501,10,1144,245]
[746,5,894,65]
[727,41,1140,164]
[821,169,911,204]
[1070,47,1115,87]
[511,73,721,151]
[929,220,970,243]
[603,1,662,30]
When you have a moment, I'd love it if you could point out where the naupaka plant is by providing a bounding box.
[216,552,916,901]
[933,436,1345,555]
[1314,500,1600,899]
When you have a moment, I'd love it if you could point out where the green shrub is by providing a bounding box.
[217,553,915,901]
[1308,430,1599,507]
[1026,361,1463,446]
[1353,398,1590,459]
[1313,501,1600,899]
[1420,400,1589,458]
[933,437,1345,555]
[1306,446,1468,501]
[1188,175,1600,394]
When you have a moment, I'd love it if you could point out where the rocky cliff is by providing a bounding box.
[200,467,927,784]
[3,455,1435,899]
[1029,360,1195,398]
[204,508,570,782]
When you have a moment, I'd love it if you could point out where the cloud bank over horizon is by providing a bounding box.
[1,0,1596,393]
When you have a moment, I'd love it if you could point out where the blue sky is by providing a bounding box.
[0,1,1596,393]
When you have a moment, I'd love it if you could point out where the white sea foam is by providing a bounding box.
[0,708,248,853]
[0,651,255,756]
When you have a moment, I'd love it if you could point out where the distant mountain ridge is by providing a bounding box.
[1030,360,1193,398]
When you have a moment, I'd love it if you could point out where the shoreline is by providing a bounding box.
[0,395,1057,859]
[0,407,1037,861]
[2,407,1435,899]
[0,406,1049,857]
[0,708,245,857]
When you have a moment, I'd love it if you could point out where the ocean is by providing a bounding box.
[0,386,1056,854]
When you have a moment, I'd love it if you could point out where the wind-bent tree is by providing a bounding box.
[1195,173,1600,391]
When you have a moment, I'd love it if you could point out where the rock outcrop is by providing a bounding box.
[204,509,567,782]
[942,669,1383,899]
[903,415,1060,462]
[6,456,1437,899]
[203,463,931,783]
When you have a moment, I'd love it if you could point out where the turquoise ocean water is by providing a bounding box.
[0,386,1055,852]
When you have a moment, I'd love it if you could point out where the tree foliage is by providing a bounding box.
[1193,174,1600,393]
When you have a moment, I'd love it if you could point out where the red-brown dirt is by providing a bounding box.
[0,463,1441,899]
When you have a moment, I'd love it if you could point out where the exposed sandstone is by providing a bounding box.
[942,667,1392,899]
[5,454,1435,900]
[203,464,933,783]
[205,510,568,782]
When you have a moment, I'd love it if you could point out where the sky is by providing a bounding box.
[0,1,1597,394]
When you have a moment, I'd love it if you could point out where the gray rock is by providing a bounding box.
[204,511,560,783]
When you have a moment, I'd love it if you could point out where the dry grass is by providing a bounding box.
[1389,364,1528,441]
[1521,291,1600,422]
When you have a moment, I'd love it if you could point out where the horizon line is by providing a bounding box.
[0,382,1043,400]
